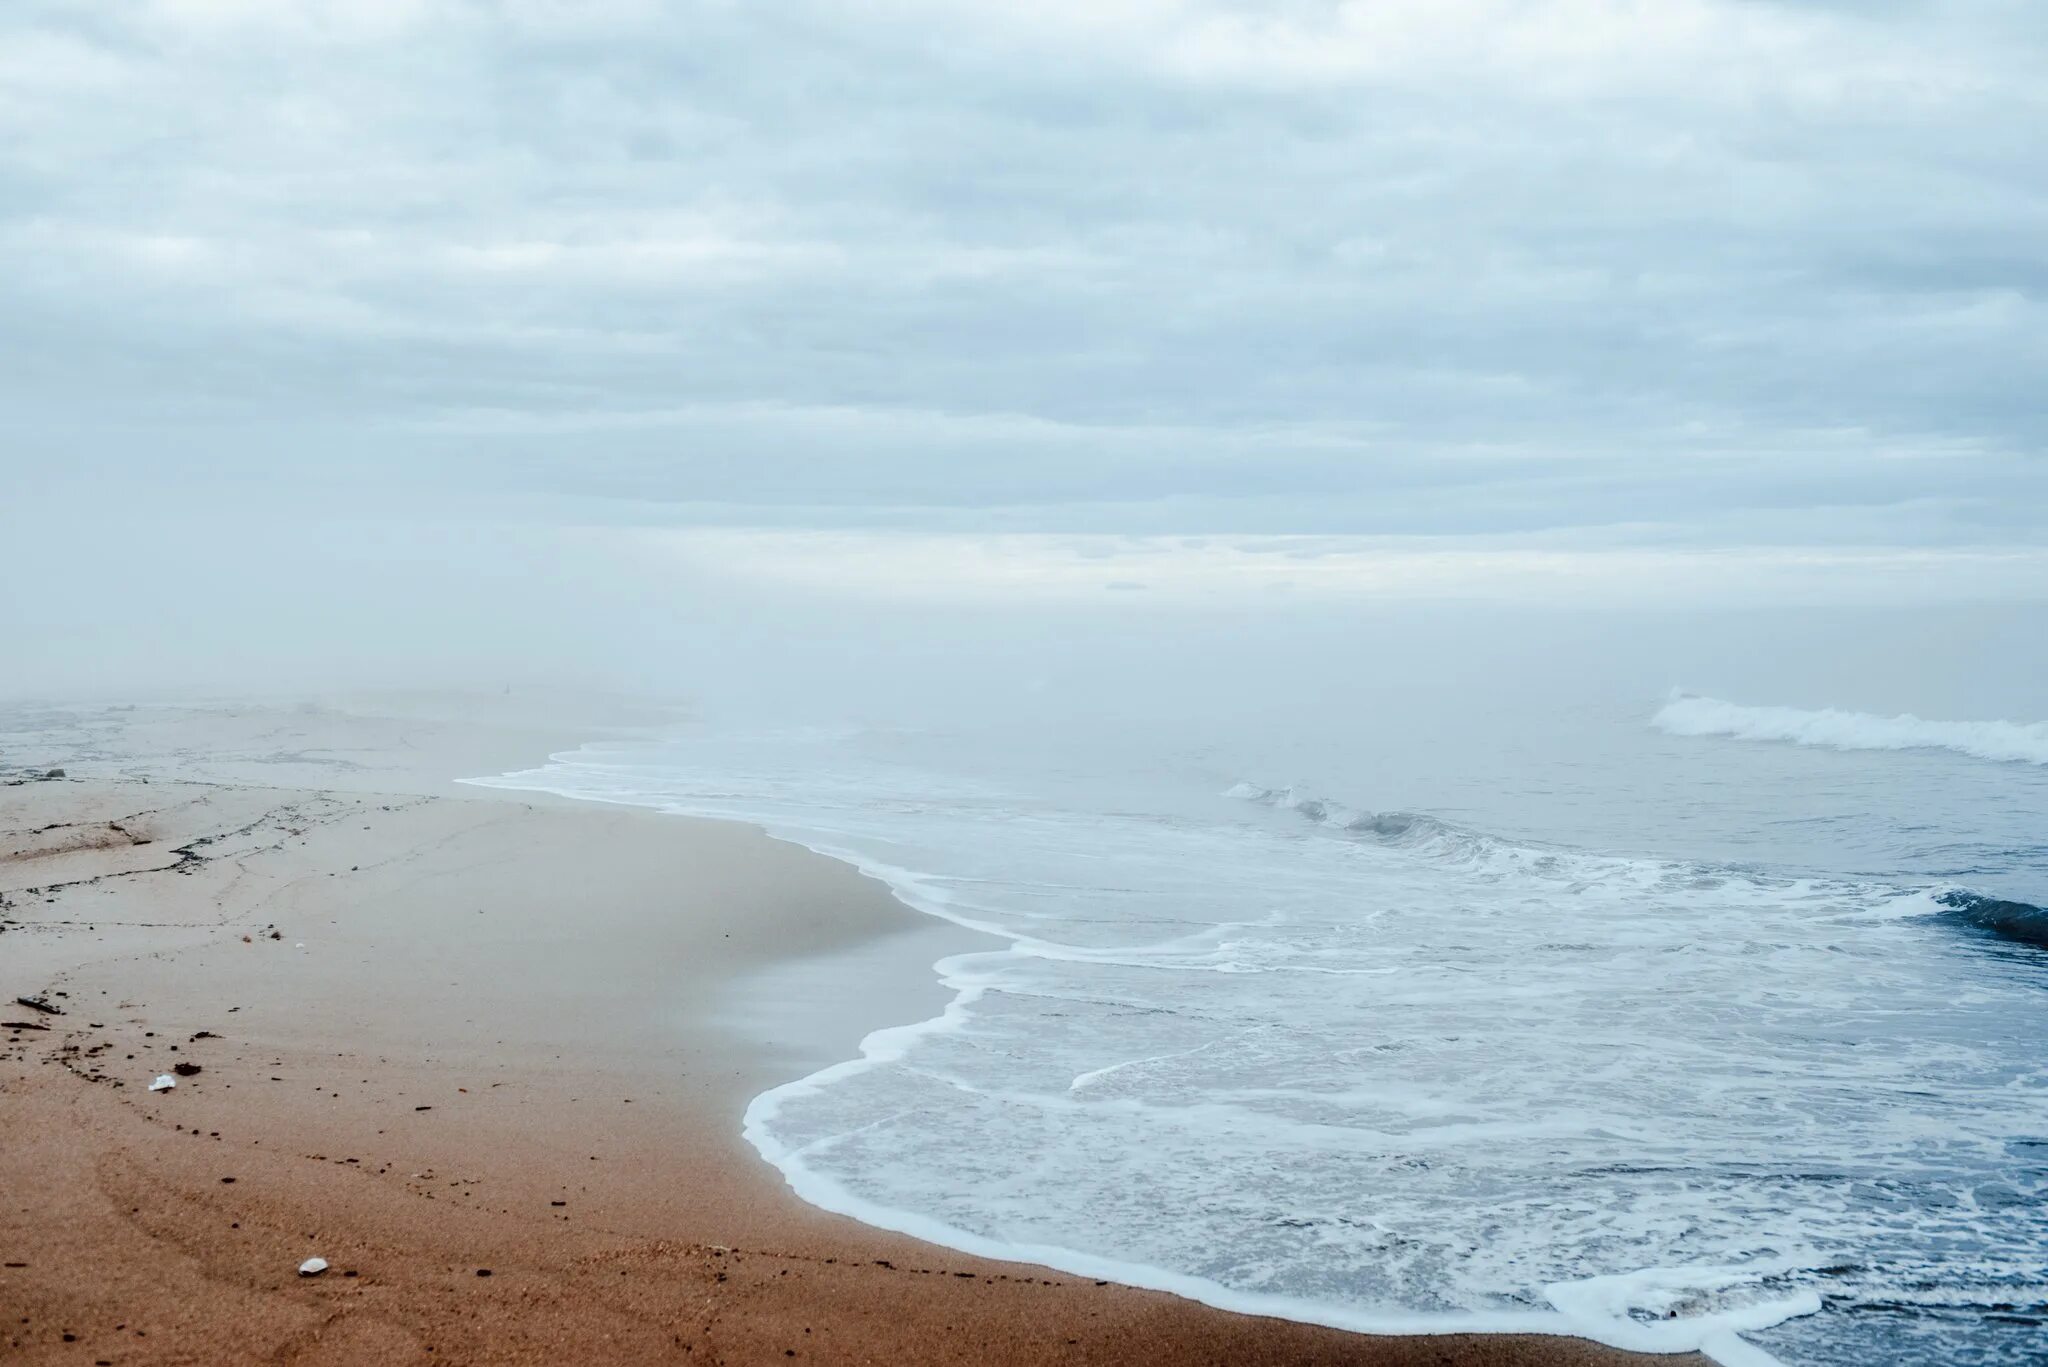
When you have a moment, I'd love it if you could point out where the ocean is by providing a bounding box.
[471,666,2048,1367]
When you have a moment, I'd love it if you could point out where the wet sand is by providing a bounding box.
[0,699,1695,1365]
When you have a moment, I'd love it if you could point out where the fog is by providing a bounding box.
[7,465,2042,744]
[4,1,2044,735]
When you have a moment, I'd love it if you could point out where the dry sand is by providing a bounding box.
[0,699,1697,1366]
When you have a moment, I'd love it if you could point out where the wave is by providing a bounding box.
[1934,890,2048,950]
[1223,782,1543,864]
[1652,694,2048,766]
[1223,781,1690,890]
[1230,781,2048,963]
[1226,782,1453,843]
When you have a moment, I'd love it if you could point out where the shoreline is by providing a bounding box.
[537,793,1746,1363]
[1,697,1696,1365]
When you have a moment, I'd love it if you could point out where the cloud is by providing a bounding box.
[1,0,2043,570]
[633,527,2048,608]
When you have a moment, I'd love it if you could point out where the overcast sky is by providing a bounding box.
[4,0,2045,617]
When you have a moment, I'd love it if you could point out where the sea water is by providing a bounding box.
[471,683,2048,1367]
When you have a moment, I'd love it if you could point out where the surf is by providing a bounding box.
[476,722,2048,1367]
[1653,694,2048,766]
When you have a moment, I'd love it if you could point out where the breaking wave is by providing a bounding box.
[1652,695,2048,766]
[1233,783,2048,975]
[1934,890,2048,951]
[1225,781,1464,846]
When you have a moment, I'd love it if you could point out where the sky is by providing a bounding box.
[2,1,2045,689]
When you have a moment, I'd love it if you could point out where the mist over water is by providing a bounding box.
[475,600,2048,1367]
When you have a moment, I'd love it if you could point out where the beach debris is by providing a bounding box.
[149,1074,177,1091]
[14,995,63,1015]
[298,1257,328,1277]
[3,1020,51,1032]
[43,768,65,780]
[172,1062,203,1077]
[475,1268,492,1277]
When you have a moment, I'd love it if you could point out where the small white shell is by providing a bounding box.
[149,1074,176,1091]
[298,1257,329,1277]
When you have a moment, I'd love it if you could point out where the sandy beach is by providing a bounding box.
[1,699,1694,1366]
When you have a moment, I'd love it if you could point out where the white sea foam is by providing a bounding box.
[469,731,2048,1367]
[1654,694,2048,765]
